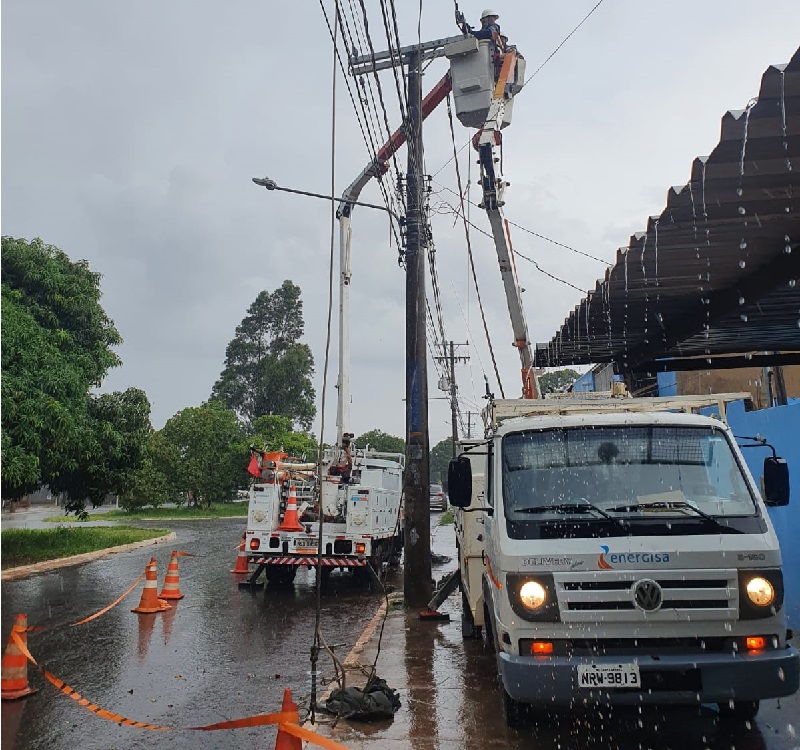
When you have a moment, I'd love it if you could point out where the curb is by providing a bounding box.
[1,532,178,581]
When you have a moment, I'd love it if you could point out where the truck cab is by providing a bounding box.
[451,396,799,726]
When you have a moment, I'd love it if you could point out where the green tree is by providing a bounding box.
[1,237,124,505]
[430,437,454,485]
[538,368,582,395]
[119,430,180,512]
[161,401,247,508]
[354,429,404,454]
[47,388,152,516]
[249,415,317,459]
[211,281,316,430]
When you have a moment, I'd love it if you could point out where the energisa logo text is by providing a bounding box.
[598,545,671,570]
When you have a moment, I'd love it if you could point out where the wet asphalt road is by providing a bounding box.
[3,514,799,750]
[1,518,382,750]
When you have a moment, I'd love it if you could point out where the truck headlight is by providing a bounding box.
[746,577,775,607]
[519,580,547,610]
[507,573,559,622]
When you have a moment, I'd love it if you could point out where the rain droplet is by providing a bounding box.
[739,260,747,269]
[739,296,745,305]
[736,187,743,197]
[790,280,796,289]
[738,206,746,215]
[740,314,748,322]
[785,245,792,254]
[739,239,747,250]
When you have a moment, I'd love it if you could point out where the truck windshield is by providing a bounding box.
[502,426,758,523]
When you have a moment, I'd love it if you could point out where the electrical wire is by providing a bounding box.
[521,0,606,88]
[446,93,505,398]
[432,179,607,264]
[310,8,340,724]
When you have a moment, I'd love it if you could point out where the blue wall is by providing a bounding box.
[572,371,595,393]
[721,400,800,630]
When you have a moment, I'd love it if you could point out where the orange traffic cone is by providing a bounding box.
[231,535,250,574]
[276,486,304,532]
[158,550,185,600]
[131,559,171,614]
[1,614,38,700]
[274,687,302,750]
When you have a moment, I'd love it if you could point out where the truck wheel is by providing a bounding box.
[461,589,479,639]
[265,565,297,585]
[502,686,527,728]
[483,603,496,653]
[718,700,760,721]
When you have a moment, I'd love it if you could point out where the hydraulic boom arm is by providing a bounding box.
[334,73,453,444]
[475,50,540,399]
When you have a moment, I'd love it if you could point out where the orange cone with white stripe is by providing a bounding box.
[1,614,38,700]
[231,534,250,574]
[274,687,302,750]
[158,550,185,600]
[131,559,171,614]
[276,486,304,532]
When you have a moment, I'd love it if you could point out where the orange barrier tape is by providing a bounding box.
[9,632,320,735]
[41,669,171,730]
[280,722,355,750]
[187,711,297,731]
[70,574,144,626]
[11,629,37,666]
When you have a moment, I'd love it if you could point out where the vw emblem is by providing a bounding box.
[633,579,663,612]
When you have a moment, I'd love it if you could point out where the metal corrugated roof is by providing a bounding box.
[535,47,800,374]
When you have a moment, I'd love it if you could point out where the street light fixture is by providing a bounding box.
[252,176,400,221]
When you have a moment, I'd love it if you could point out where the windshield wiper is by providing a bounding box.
[513,502,628,529]
[606,501,717,523]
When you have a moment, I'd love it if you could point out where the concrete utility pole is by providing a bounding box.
[403,48,432,607]
[350,32,464,608]
[435,342,469,456]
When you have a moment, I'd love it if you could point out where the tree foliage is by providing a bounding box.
[538,368,582,395]
[46,388,152,515]
[119,430,180,512]
[354,429,405,454]
[249,415,317,459]
[160,401,247,508]
[430,437,454,485]
[1,237,144,513]
[211,281,315,430]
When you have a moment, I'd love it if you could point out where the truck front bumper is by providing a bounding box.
[498,647,800,707]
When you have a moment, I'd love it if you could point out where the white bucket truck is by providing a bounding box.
[449,393,799,726]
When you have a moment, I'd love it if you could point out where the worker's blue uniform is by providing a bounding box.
[470,22,501,40]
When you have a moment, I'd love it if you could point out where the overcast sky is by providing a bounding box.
[4,1,799,445]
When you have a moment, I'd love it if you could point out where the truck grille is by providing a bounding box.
[554,569,738,623]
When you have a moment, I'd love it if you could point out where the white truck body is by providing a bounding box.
[453,396,799,722]
[244,449,403,582]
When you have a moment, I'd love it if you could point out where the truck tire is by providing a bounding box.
[718,700,760,722]
[461,589,481,639]
[483,603,497,653]
[265,565,297,585]
[502,685,527,728]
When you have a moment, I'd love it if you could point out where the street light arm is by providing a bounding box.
[252,177,399,221]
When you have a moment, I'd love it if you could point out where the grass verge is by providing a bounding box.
[44,503,248,523]
[438,509,454,525]
[1,527,171,569]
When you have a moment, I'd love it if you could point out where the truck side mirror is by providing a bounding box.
[763,456,790,506]
[448,456,473,508]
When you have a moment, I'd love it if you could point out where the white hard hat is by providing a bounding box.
[480,8,500,20]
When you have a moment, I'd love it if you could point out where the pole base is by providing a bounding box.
[419,609,451,622]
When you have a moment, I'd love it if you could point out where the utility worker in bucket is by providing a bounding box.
[456,8,503,42]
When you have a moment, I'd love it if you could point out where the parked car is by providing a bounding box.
[429,483,447,511]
